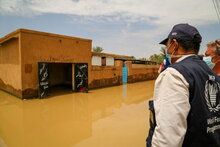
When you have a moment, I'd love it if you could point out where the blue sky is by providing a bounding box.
[0,0,219,58]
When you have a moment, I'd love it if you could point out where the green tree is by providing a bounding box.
[148,54,164,64]
[131,56,136,59]
[93,46,104,52]
[160,47,166,57]
[148,47,166,64]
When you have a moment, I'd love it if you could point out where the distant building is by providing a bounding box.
[92,52,133,66]
[0,29,159,99]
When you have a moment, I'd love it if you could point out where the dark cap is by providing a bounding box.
[159,23,201,45]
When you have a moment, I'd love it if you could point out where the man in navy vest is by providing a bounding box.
[147,24,220,147]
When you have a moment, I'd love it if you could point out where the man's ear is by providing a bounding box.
[172,39,179,50]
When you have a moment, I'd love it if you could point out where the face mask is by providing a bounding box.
[165,44,184,64]
[164,47,171,67]
[203,56,215,69]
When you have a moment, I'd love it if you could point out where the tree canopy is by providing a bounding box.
[148,47,166,64]
[93,46,104,52]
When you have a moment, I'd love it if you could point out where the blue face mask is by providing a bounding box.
[164,48,171,68]
[164,46,185,67]
[203,56,215,69]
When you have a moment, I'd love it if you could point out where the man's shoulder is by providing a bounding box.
[169,56,201,72]
[158,67,184,80]
[163,67,179,73]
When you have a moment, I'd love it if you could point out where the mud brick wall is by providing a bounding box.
[126,61,159,83]
[89,66,122,89]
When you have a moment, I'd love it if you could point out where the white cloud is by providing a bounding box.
[0,0,218,58]
[0,0,218,25]
[91,25,169,58]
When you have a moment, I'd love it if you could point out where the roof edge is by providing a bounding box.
[0,29,20,45]
[19,28,92,42]
[92,52,133,59]
[0,28,92,43]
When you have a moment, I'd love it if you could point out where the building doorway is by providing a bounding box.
[48,63,72,96]
[38,62,88,98]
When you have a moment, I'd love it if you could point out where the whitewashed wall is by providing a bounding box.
[106,57,114,66]
[92,56,101,66]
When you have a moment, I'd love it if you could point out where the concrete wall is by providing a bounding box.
[0,33,22,97]
[20,29,92,98]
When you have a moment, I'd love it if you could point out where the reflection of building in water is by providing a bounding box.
[0,92,92,147]
[123,80,155,105]
[0,80,154,147]
[0,29,159,99]
[0,89,119,146]
[122,84,128,99]
[0,136,7,147]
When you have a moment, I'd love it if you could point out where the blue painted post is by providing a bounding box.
[122,67,128,83]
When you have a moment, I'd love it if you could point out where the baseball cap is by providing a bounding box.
[159,23,201,45]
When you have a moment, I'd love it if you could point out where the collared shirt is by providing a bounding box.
[151,55,195,147]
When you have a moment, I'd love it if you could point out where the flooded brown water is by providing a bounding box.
[0,80,155,147]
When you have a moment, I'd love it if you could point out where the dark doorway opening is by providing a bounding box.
[38,62,89,98]
[48,63,72,96]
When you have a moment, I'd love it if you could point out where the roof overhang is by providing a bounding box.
[0,35,19,45]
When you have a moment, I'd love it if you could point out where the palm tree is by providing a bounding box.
[160,47,166,57]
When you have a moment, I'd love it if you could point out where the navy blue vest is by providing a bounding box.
[170,56,220,147]
[146,100,156,147]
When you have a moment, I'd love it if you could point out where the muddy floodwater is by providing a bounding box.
[0,80,155,147]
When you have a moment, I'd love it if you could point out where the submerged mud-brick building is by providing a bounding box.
[0,29,92,98]
[0,29,159,99]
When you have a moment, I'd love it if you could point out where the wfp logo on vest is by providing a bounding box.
[205,75,220,113]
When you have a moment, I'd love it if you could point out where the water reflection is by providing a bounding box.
[0,80,155,147]
[122,83,128,99]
